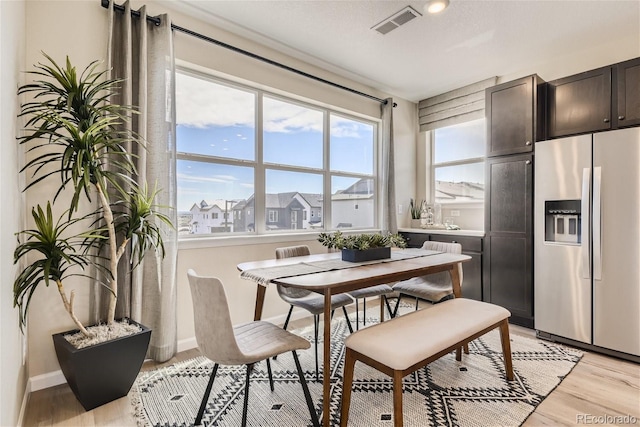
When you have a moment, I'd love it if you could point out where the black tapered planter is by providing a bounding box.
[52,318,151,411]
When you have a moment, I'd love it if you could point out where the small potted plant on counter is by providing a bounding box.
[13,54,172,410]
[409,198,425,228]
[318,230,407,262]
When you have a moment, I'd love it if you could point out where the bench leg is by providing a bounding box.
[340,349,356,427]
[393,370,404,427]
[499,319,514,381]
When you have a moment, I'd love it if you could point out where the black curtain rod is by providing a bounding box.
[101,0,395,107]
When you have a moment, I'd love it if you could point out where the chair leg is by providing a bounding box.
[342,306,354,333]
[195,363,219,426]
[415,297,419,310]
[355,298,360,330]
[266,358,274,391]
[362,298,367,326]
[383,295,394,319]
[340,348,356,427]
[314,315,320,381]
[282,305,294,331]
[274,305,295,361]
[393,294,403,318]
[292,351,320,427]
[241,364,253,427]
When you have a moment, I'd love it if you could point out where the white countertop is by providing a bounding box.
[398,228,485,238]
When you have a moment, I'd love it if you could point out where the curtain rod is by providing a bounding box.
[101,0,395,107]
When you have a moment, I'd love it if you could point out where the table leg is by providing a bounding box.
[322,289,332,427]
[254,284,267,321]
[449,264,462,298]
[379,296,385,322]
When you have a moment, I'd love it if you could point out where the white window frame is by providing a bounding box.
[430,119,486,208]
[176,66,380,244]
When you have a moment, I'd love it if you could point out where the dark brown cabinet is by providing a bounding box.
[399,232,483,302]
[484,154,534,327]
[614,57,640,128]
[485,75,545,157]
[547,67,612,138]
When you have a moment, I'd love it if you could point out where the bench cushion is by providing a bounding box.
[344,298,510,371]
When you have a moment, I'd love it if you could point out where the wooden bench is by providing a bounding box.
[340,298,514,427]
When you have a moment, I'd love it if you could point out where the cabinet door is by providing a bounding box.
[548,67,612,138]
[486,76,535,157]
[485,154,533,234]
[614,57,640,128]
[485,235,533,326]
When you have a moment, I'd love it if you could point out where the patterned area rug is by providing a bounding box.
[131,308,582,426]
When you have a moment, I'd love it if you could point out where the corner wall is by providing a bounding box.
[0,0,28,425]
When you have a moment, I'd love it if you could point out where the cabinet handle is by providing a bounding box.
[525,160,531,165]
[619,115,625,120]
[525,141,531,146]
[603,118,610,123]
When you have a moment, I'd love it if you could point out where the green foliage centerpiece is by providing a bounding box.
[318,230,407,262]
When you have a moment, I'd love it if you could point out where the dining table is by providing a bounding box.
[237,248,470,426]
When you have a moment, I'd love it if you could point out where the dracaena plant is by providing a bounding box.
[13,54,172,337]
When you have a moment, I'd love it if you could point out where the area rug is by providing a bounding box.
[131,309,582,426]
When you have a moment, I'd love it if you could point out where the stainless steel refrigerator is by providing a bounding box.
[534,127,640,360]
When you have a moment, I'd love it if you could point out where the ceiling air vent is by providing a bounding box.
[372,6,421,35]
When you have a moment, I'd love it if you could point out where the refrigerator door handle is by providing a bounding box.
[581,168,591,279]
[593,166,602,280]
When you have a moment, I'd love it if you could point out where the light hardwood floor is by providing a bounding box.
[23,306,640,426]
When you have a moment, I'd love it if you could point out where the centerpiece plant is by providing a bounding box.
[13,54,172,341]
[318,230,407,251]
[318,230,406,262]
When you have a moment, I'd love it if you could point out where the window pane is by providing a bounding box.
[176,73,255,161]
[265,169,323,231]
[331,176,375,229]
[177,160,255,235]
[263,97,323,168]
[434,163,485,204]
[434,119,485,163]
[330,115,374,174]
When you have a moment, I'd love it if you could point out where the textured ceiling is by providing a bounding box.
[170,0,640,102]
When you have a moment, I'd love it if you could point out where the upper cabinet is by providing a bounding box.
[547,57,640,138]
[614,57,640,128]
[547,67,612,138]
[485,75,545,157]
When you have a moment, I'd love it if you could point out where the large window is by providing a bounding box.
[176,70,378,237]
[432,119,486,205]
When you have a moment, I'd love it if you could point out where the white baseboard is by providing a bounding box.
[28,369,66,392]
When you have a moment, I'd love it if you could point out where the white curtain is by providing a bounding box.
[381,98,397,234]
[97,1,178,362]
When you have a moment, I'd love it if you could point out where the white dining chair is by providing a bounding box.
[187,269,320,427]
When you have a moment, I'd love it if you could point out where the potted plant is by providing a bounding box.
[409,198,425,228]
[318,230,407,262]
[13,54,172,410]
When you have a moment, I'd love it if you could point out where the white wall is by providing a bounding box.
[1,1,28,425]
[20,0,417,385]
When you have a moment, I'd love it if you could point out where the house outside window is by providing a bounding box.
[430,118,486,225]
[176,68,378,237]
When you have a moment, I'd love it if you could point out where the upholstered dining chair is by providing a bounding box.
[348,285,395,329]
[275,245,354,380]
[187,269,319,427]
[392,240,463,317]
